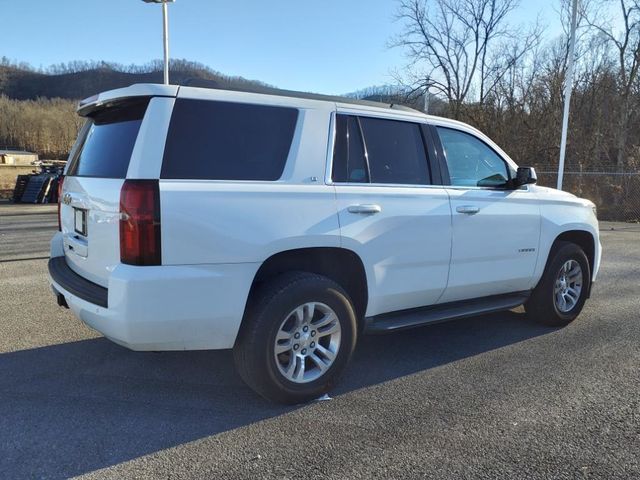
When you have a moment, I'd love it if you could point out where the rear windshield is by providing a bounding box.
[161,99,298,181]
[67,98,149,178]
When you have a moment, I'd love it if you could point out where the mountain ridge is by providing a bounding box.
[0,59,271,100]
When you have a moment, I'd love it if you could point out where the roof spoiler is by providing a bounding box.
[77,84,179,116]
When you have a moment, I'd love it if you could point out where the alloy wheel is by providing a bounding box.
[273,302,341,383]
[554,259,583,313]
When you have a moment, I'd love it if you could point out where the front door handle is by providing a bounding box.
[456,205,480,215]
[348,204,382,215]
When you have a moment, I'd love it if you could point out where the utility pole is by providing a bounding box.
[557,0,579,190]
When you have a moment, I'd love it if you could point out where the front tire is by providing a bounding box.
[233,272,357,404]
[525,241,591,326]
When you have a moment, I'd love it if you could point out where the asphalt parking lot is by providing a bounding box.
[1,203,639,479]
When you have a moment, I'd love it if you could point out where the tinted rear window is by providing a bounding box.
[67,99,148,178]
[161,99,298,181]
[359,117,430,185]
[332,115,368,183]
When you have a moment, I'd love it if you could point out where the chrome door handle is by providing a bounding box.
[348,204,382,214]
[456,205,480,215]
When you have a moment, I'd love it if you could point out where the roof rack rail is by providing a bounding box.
[180,78,421,114]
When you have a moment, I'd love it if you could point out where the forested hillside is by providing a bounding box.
[0,58,268,101]
[0,58,270,159]
[0,96,81,159]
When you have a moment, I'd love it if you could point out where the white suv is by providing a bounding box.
[49,83,602,404]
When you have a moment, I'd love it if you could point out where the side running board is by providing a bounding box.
[364,291,530,334]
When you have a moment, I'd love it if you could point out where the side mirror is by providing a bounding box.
[514,167,537,187]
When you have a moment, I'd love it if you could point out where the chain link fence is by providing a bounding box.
[535,166,640,222]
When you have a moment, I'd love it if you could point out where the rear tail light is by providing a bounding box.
[57,176,65,231]
[119,180,161,266]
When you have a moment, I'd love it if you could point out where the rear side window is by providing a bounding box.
[332,114,430,185]
[359,117,430,185]
[161,99,298,181]
[332,115,368,183]
[67,98,148,178]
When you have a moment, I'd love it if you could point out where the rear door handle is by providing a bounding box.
[456,205,480,215]
[348,204,382,215]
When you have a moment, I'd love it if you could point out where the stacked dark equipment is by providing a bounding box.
[11,165,64,204]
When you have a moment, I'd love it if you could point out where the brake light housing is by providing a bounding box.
[119,180,161,266]
[57,176,65,231]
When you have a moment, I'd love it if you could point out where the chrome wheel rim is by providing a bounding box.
[273,302,341,384]
[554,259,583,313]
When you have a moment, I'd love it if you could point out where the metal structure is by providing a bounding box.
[536,166,640,222]
[142,0,175,85]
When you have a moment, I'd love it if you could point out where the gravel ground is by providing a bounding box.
[0,205,638,479]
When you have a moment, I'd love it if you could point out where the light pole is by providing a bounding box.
[142,0,175,85]
[423,87,430,114]
[557,0,579,190]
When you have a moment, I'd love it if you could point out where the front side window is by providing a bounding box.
[331,114,430,185]
[162,99,298,181]
[437,127,510,187]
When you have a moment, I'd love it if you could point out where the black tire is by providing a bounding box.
[233,272,358,404]
[525,241,591,327]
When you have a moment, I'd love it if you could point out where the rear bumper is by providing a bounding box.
[49,238,259,351]
[48,257,108,308]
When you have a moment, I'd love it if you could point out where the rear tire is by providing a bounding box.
[233,272,357,404]
[525,241,591,327]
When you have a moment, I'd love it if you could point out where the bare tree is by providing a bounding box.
[583,0,640,171]
[392,0,540,118]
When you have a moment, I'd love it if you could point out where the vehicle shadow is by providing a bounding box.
[0,309,552,478]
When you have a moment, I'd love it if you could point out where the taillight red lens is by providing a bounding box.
[57,176,65,231]
[119,180,161,266]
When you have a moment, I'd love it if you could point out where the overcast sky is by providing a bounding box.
[2,0,569,94]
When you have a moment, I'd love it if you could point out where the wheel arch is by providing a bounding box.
[242,247,369,332]
[534,229,596,297]
[552,230,596,276]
